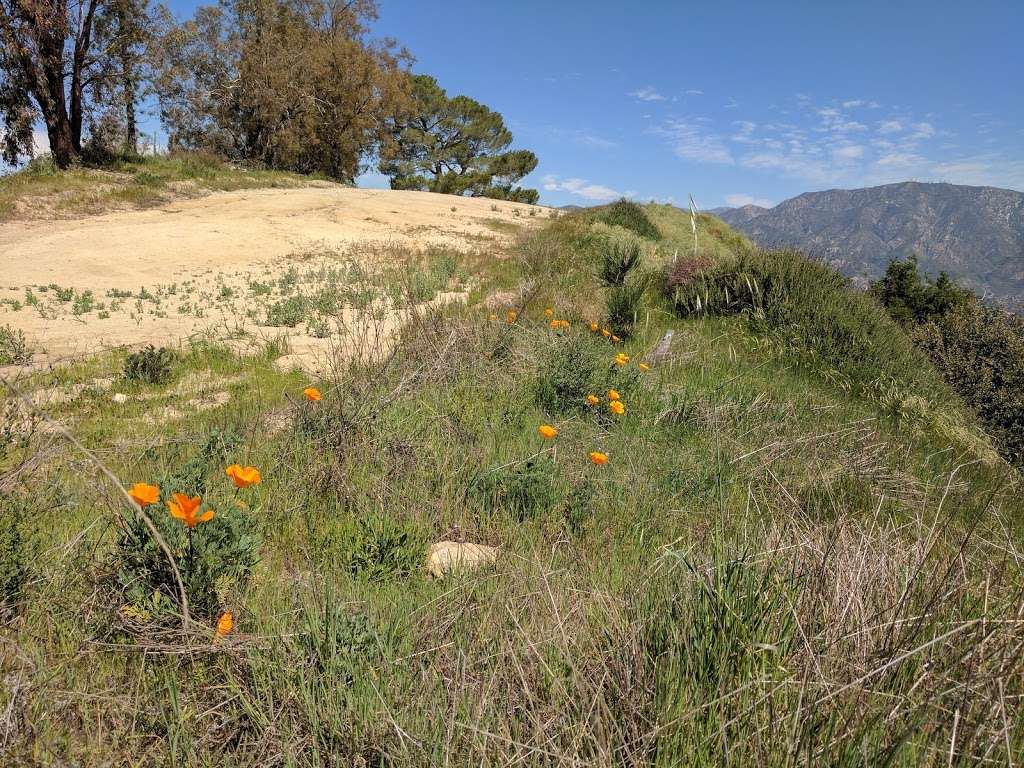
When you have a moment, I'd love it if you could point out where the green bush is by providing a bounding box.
[535,335,600,414]
[344,516,424,581]
[596,199,660,240]
[605,277,647,339]
[598,240,643,287]
[913,302,1024,466]
[870,255,971,326]
[666,249,939,395]
[116,499,260,620]
[475,456,561,521]
[0,324,31,365]
[0,498,30,616]
[123,344,174,384]
[265,295,308,327]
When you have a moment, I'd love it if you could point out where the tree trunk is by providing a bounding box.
[47,118,76,169]
[123,69,137,155]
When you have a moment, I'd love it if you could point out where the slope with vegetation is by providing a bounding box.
[1,202,1023,765]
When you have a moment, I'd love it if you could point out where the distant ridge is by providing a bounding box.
[714,181,1024,305]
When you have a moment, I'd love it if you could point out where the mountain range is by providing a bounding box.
[711,182,1024,306]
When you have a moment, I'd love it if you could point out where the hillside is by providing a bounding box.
[2,196,1022,765]
[714,181,1024,305]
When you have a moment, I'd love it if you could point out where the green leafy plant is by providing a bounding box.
[605,276,647,338]
[475,456,561,521]
[265,295,308,327]
[0,324,31,365]
[123,344,174,384]
[0,498,30,617]
[535,335,599,414]
[596,199,660,240]
[598,240,643,287]
[344,516,425,582]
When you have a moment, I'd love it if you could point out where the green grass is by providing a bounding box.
[1,206,1021,765]
[0,152,328,222]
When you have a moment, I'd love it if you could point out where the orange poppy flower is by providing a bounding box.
[585,394,600,406]
[611,335,621,343]
[601,328,611,338]
[614,353,630,366]
[226,464,261,488]
[589,321,599,333]
[167,493,214,528]
[215,611,233,638]
[544,308,554,317]
[507,310,518,323]
[589,451,609,465]
[538,424,558,439]
[128,482,159,508]
[549,319,560,330]
[607,389,621,401]
[488,313,497,321]
[609,400,625,415]
[638,362,650,372]
[303,387,322,402]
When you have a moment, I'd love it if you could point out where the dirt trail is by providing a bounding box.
[0,186,546,371]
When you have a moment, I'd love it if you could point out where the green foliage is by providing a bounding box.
[379,74,539,202]
[913,302,1024,466]
[870,255,972,325]
[475,456,561,521]
[0,498,30,616]
[293,593,388,684]
[122,344,174,384]
[264,295,308,327]
[598,239,643,286]
[0,324,31,365]
[344,516,424,582]
[605,277,647,339]
[666,249,940,395]
[535,335,599,414]
[116,500,260,620]
[595,199,660,240]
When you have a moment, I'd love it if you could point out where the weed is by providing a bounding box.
[123,344,174,384]
[0,324,31,364]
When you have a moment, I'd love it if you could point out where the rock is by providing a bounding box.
[111,393,129,403]
[426,541,499,579]
[648,330,674,362]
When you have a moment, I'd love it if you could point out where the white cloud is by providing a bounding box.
[576,134,617,150]
[656,120,735,165]
[685,89,704,96]
[542,174,621,201]
[629,86,666,102]
[833,144,865,160]
[875,152,921,168]
[842,100,865,108]
[878,120,903,134]
[731,121,758,144]
[909,122,936,140]
[725,193,774,208]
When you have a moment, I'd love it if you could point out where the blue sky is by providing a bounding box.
[165,0,1024,207]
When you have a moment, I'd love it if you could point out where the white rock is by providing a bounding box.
[111,393,129,403]
[426,541,499,579]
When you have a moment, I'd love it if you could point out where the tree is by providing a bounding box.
[379,74,538,203]
[870,255,970,326]
[149,0,410,180]
[0,0,149,167]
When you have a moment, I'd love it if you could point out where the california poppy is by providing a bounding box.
[601,328,611,338]
[609,400,625,415]
[585,394,600,406]
[215,611,233,638]
[167,493,214,528]
[611,335,621,343]
[544,308,554,317]
[589,451,609,465]
[638,362,650,372]
[539,424,558,439]
[303,387,322,402]
[589,321,599,333]
[226,464,261,488]
[488,313,497,321]
[128,482,159,508]
[607,389,621,401]
[549,319,560,330]
[507,310,518,323]
[614,353,630,366]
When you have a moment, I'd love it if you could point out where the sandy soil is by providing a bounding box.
[0,186,547,372]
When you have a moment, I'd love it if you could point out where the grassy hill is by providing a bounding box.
[2,201,1022,765]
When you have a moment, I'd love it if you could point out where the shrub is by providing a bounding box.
[0,324,31,365]
[265,295,308,327]
[344,516,424,581]
[0,498,30,617]
[122,344,174,384]
[475,456,561,521]
[535,335,600,414]
[666,249,939,395]
[913,302,1024,466]
[870,255,971,326]
[116,500,259,620]
[596,199,660,240]
[598,240,643,287]
[605,277,647,339]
